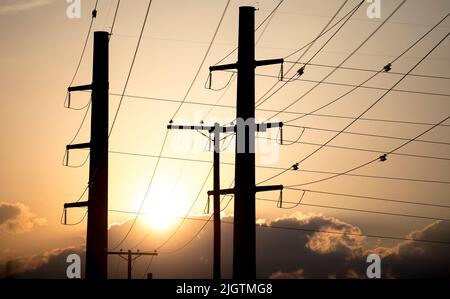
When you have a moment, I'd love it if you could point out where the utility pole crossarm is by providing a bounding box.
[66,142,91,150]
[107,250,157,279]
[64,201,89,208]
[209,63,238,72]
[68,84,93,92]
[207,185,283,196]
[107,251,158,256]
[255,58,284,67]
[209,59,283,71]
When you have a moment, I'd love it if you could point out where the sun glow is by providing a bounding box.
[141,184,191,230]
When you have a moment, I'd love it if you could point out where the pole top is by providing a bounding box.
[239,6,256,11]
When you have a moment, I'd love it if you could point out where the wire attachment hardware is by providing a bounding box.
[383,63,392,72]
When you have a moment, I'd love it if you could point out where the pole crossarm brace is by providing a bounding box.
[207,185,283,196]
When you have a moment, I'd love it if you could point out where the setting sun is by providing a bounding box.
[141,182,192,230]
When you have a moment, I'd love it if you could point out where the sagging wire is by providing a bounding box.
[64,91,91,110]
[62,150,90,168]
[60,208,88,226]
[278,127,306,146]
[205,72,236,91]
[278,190,306,209]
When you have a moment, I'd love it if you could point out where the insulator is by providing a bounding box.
[280,63,284,81]
[65,150,69,166]
[280,127,283,145]
[208,72,212,89]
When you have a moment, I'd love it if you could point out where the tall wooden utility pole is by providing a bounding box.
[209,6,284,279]
[64,31,109,279]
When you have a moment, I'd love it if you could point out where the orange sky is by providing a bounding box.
[0,0,449,278]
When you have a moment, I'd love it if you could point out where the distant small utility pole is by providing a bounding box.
[209,6,284,279]
[63,31,109,279]
[107,249,158,279]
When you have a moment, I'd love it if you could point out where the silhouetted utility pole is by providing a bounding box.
[64,31,109,279]
[167,122,230,280]
[107,250,158,279]
[209,6,284,279]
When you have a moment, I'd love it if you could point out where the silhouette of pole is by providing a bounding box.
[86,31,109,280]
[213,123,221,280]
[127,250,132,280]
[108,250,158,279]
[64,31,109,279]
[209,7,284,279]
[234,6,256,279]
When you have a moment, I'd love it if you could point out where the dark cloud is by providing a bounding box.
[6,213,450,278]
[372,221,450,278]
[1,246,84,279]
[0,202,46,235]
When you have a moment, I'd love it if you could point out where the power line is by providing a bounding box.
[66,0,99,91]
[284,61,450,80]
[106,91,450,128]
[229,70,450,98]
[203,0,281,119]
[107,209,450,246]
[105,150,450,185]
[283,12,450,124]
[286,31,450,180]
[109,0,153,137]
[287,115,450,188]
[255,0,361,107]
[257,135,450,161]
[169,0,231,121]
[285,187,450,209]
[111,130,169,250]
[259,0,407,117]
[112,1,232,249]
[254,197,450,222]
[109,0,121,37]
[257,26,450,186]
[212,0,286,66]
[284,124,450,146]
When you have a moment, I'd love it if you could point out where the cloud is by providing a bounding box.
[0,202,46,235]
[370,221,450,278]
[0,0,54,15]
[261,215,450,279]
[5,213,449,278]
[0,246,84,278]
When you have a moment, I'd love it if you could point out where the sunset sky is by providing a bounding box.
[0,0,449,278]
